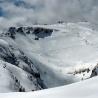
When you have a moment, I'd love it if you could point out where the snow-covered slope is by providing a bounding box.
[0,22,98,93]
[0,75,98,98]
[0,38,44,92]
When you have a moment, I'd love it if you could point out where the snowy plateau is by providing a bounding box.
[0,22,98,98]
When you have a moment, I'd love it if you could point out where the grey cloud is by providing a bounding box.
[1,0,98,31]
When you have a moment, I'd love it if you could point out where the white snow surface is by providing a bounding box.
[10,22,98,87]
[0,60,40,92]
[0,76,98,98]
[0,22,98,94]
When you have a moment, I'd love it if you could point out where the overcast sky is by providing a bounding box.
[0,0,98,31]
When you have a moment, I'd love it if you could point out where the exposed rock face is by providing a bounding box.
[90,65,98,78]
[7,27,16,39]
[5,27,53,40]
[32,27,53,39]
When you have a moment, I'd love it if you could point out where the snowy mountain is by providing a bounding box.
[0,22,98,93]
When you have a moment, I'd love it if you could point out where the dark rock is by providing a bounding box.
[35,37,39,40]
[8,27,16,39]
[90,67,98,78]
[33,27,53,39]
[17,27,25,35]
[34,73,40,78]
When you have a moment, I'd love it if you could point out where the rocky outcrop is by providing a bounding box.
[5,27,53,40]
[90,65,98,78]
